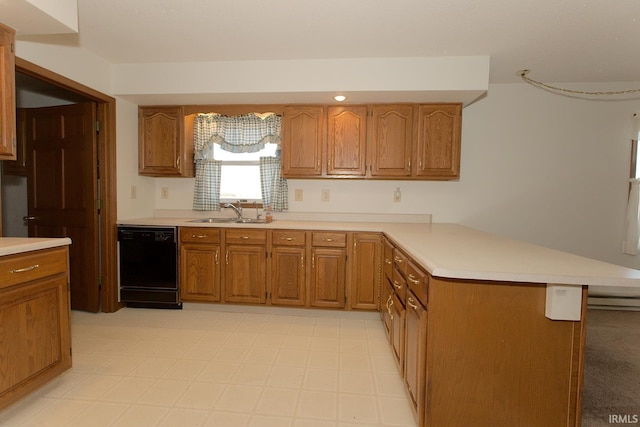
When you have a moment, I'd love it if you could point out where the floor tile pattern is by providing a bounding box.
[0,305,417,427]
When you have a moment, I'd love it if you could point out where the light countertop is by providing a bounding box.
[117,217,640,288]
[0,237,72,257]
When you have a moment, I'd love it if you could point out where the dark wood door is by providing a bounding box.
[26,102,99,312]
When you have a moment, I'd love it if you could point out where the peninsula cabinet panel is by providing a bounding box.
[225,244,267,304]
[424,278,586,427]
[369,105,414,177]
[310,247,346,308]
[139,106,193,177]
[327,106,367,176]
[180,244,221,302]
[415,104,461,179]
[350,232,382,310]
[0,23,16,160]
[282,106,324,177]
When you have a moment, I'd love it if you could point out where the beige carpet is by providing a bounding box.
[582,308,640,426]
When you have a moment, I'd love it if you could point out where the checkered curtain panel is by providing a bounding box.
[260,157,288,211]
[193,114,222,211]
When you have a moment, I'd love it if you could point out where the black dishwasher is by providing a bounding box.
[117,226,181,309]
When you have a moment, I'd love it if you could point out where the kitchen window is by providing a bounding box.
[192,113,287,211]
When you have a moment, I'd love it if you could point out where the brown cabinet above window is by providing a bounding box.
[281,103,462,181]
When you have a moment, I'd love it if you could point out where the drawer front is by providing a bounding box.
[272,230,306,247]
[391,267,407,302]
[180,227,221,244]
[407,261,428,306]
[312,232,347,248]
[0,247,68,290]
[226,229,267,245]
[393,248,408,276]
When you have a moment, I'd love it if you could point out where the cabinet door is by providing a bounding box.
[310,247,346,308]
[405,290,428,425]
[139,106,192,177]
[350,232,382,310]
[282,106,324,177]
[180,244,221,302]
[415,104,461,179]
[381,280,392,334]
[271,246,306,306]
[390,291,405,375]
[225,244,267,304]
[0,24,16,160]
[327,106,367,176]
[369,105,413,177]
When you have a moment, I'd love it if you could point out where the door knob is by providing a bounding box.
[23,216,36,221]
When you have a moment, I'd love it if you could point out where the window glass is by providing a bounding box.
[214,143,278,201]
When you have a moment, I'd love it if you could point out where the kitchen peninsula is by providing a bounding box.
[117,216,640,426]
[0,237,72,410]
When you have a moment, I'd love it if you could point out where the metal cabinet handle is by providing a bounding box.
[192,234,206,239]
[385,258,392,265]
[407,274,420,285]
[393,256,403,263]
[393,280,403,290]
[283,237,294,241]
[11,264,40,274]
[324,238,333,242]
[241,236,250,240]
[407,297,419,310]
[387,295,394,320]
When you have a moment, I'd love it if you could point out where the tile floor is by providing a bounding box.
[0,304,417,427]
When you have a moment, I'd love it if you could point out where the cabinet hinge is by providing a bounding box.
[97,275,103,288]
[10,42,14,53]
[94,199,102,211]
[95,120,101,134]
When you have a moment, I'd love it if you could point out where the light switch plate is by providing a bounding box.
[321,189,330,202]
[294,189,303,201]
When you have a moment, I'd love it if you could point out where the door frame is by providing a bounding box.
[15,57,122,313]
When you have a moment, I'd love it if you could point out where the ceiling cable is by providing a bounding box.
[518,69,640,101]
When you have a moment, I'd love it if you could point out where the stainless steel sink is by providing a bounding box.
[188,217,268,224]
[188,218,237,223]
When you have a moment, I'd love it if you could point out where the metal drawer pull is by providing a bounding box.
[283,237,294,241]
[323,238,333,242]
[407,297,419,310]
[11,264,40,274]
[241,236,250,239]
[385,258,392,265]
[394,256,403,263]
[393,280,403,289]
[192,234,207,239]
[407,274,420,285]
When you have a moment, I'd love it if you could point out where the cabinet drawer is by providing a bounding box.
[312,232,347,247]
[407,260,428,306]
[393,248,408,276]
[272,230,306,246]
[0,247,67,290]
[180,227,221,244]
[226,229,267,245]
[391,267,407,302]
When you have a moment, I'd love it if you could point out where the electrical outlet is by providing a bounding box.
[294,189,303,201]
[130,185,137,199]
[321,189,330,202]
[161,187,169,199]
[394,187,402,202]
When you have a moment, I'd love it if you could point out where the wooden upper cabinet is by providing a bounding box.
[0,23,16,160]
[369,105,414,177]
[327,106,367,176]
[282,106,324,177]
[415,104,462,179]
[138,106,194,177]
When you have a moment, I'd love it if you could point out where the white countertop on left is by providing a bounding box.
[0,237,72,257]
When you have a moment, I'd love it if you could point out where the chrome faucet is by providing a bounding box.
[224,202,243,219]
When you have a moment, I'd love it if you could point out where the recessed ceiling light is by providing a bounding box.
[333,95,346,102]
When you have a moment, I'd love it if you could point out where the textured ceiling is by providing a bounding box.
[13,0,640,85]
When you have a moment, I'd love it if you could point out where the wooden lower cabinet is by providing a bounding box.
[310,247,346,308]
[271,246,306,306]
[225,244,267,304]
[0,246,71,410]
[350,233,382,310]
[405,289,427,425]
[180,244,221,302]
